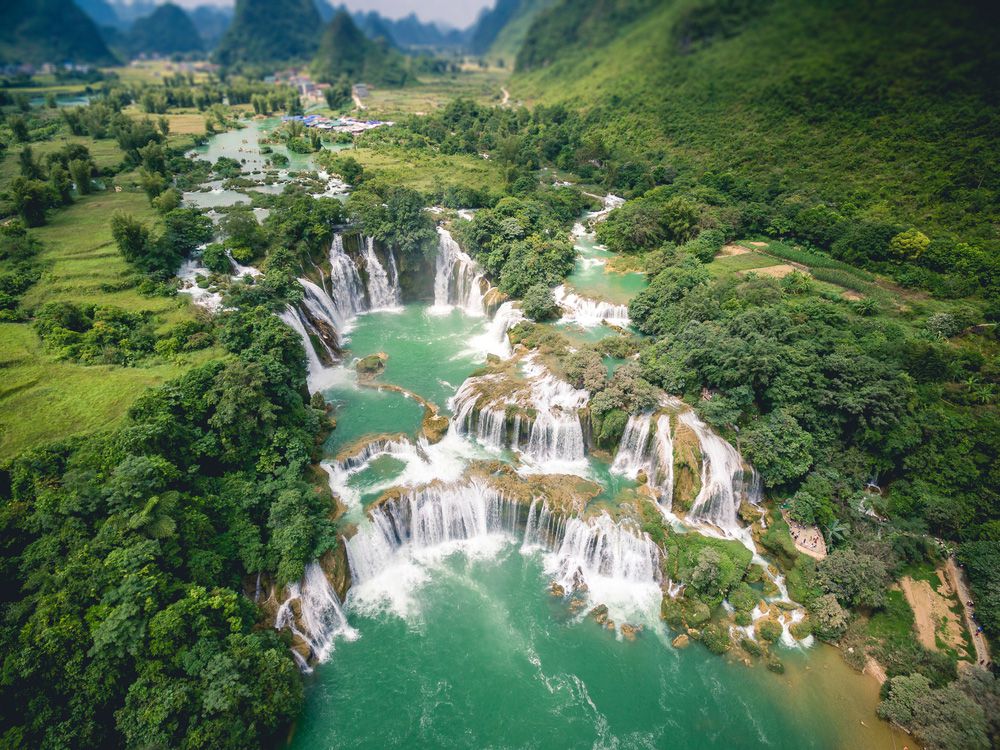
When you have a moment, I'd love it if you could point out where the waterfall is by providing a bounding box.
[518,359,588,467]
[327,233,367,325]
[177,257,223,312]
[543,512,663,628]
[611,413,674,507]
[611,413,653,478]
[469,301,523,359]
[344,482,661,625]
[546,513,661,587]
[677,410,749,536]
[552,285,630,328]
[433,227,488,315]
[449,358,588,470]
[344,481,523,616]
[361,236,401,310]
[275,562,358,670]
[297,277,343,350]
[279,306,337,391]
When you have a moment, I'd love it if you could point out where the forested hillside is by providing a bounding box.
[214,0,322,66]
[0,0,117,65]
[514,0,999,273]
[126,3,203,57]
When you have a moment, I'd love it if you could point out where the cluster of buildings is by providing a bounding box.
[267,69,331,105]
[1,61,93,77]
[281,114,393,135]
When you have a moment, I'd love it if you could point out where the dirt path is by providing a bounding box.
[946,557,991,666]
[501,87,510,106]
[352,92,366,111]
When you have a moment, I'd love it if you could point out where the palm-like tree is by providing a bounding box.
[823,519,848,548]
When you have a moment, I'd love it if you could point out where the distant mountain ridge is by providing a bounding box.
[311,10,408,86]
[127,2,202,57]
[1,0,117,65]
[214,0,322,66]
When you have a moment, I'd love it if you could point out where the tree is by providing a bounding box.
[110,212,152,266]
[879,674,990,750]
[889,228,930,261]
[742,409,814,487]
[68,158,93,195]
[521,284,559,321]
[810,593,849,639]
[9,177,53,227]
[48,165,73,205]
[817,548,891,608]
[18,146,42,179]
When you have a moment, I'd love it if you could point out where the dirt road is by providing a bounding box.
[946,557,991,666]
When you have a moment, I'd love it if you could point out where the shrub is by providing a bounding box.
[521,283,560,321]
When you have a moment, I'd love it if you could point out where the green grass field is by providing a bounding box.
[361,69,509,119]
[0,323,216,461]
[0,190,222,461]
[351,145,505,194]
[0,135,125,185]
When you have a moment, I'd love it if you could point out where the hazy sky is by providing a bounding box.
[164,0,495,27]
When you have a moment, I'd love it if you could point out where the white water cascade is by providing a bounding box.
[611,413,675,507]
[297,277,343,348]
[552,285,630,328]
[275,562,358,670]
[433,227,488,314]
[469,300,524,359]
[449,359,589,470]
[327,233,367,325]
[344,481,523,616]
[361,236,401,310]
[518,358,588,467]
[278,306,340,391]
[677,410,754,538]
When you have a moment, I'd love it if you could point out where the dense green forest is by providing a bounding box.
[0,0,998,748]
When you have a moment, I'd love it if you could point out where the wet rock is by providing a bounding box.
[356,352,388,377]
[621,623,642,641]
[590,604,609,624]
[672,634,690,649]
[550,582,566,598]
[421,413,449,444]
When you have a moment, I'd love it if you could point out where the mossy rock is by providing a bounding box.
[682,598,711,627]
[755,618,783,643]
[700,623,731,655]
[766,656,785,674]
[422,413,449,444]
[671,421,702,511]
[789,618,812,640]
[734,611,752,627]
[741,637,763,657]
[661,598,684,630]
[356,352,387,376]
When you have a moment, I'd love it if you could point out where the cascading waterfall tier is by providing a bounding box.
[610,413,674,507]
[344,480,523,616]
[326,233,367,326]
[677,410,756,537]
[361,236,402,310]
[552,284,630,328]
[448,356,589,470]
[344,479,663,626]
[433,227,489,314]
[275,562,358,670]
[468,300,523,359]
